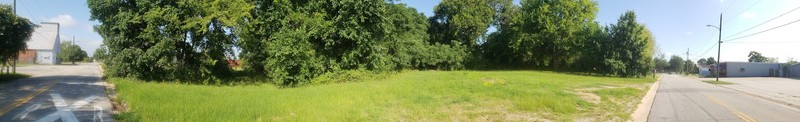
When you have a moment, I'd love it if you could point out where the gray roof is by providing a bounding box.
[27,22,59,50]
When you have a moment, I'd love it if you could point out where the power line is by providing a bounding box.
[723,0,763,23]
[724,5,800,39]
[724,19,800,42]
[722,0,740,13]
[698,43,718,57]
[693,32,717,54]
[726,41,800,43]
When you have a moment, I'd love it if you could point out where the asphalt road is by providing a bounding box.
[648,74,800,122]
[0,63,113,122]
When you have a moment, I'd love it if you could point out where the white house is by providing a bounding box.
[24,22,61,64]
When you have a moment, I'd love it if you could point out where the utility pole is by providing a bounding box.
[716,13,722,81]
[686,48,690,74]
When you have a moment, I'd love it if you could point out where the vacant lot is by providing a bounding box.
[111,71,656,121]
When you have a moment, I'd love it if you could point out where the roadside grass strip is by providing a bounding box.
[111,70,656,121]
[702,80,736,85]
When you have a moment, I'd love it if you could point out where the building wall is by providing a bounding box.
[790,64,800,78]
[17,49,36,64]
[724,62,782,77]
[35,50,56,64]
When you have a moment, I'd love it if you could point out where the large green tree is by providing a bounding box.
[428,0,494,49]
[747,51,776,63]
[654,53,670,71]
[92,44,108,61]
[58,42,88,64]
[667,55,684,73]
[0,4,36,73]
[239,0,466,85]
[516,0,599,68]
[88,0,252,80]
[604,11,655,76]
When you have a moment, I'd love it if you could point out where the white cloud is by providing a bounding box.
[685,31,693,36]
[738,12,758,19]
[47,14,77,27]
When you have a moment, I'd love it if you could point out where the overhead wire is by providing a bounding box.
[19,1,50,41]
[724,18,800,42]
[724,5,800,39]
[723,0,763,23]
[721,0,740,13]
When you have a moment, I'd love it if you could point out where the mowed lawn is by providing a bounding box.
[111,71,656,121]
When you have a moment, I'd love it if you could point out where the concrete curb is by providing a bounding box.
[630,75,662,122]
[98,63,128,114]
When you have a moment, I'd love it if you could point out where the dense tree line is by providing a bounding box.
[58,42,88,64]
[89,0,658,85]
[0,4,36,74]
[89,0,252,80]
[484,0,655,77]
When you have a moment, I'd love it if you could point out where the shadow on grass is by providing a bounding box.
[467,65,644,78]
[115,70,272,87]
[0,73,30,83]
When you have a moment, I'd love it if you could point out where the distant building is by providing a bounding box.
[18,22,61,64]
[698,64,711,77]
[789,64,800,78]
[716,62,783,77]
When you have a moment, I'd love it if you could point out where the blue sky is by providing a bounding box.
[0,0,102,56]
[2,0,798,62]
[401,0,800,62]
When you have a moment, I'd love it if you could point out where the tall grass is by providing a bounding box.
[111,70,655,121]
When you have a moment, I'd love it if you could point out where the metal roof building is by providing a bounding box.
[789,64,800,78]
[718,62,783,77]
[20,22,61,64]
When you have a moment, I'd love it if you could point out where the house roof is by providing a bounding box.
[27,22,59,50]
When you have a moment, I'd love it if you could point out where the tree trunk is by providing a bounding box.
[12,58,16,73]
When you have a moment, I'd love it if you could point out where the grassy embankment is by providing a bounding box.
[0,73,30,83]
[111,71,656,121]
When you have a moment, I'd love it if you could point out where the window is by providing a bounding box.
[740,68,745,72]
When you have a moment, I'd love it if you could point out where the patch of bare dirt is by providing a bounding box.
[439,100,552,122]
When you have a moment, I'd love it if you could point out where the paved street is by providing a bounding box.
[649,74,800,122]
[704,77,800,109]
[0,63,112,122]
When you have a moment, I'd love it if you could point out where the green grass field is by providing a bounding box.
[0,73,30,83]
[111,71,656,121]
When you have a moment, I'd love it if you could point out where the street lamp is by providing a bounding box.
[706,13,722,81]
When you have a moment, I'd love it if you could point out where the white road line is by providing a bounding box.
[13,104,41,120]
[42,93,78,122]
[35,95,99,122]
[93,106,104,122]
